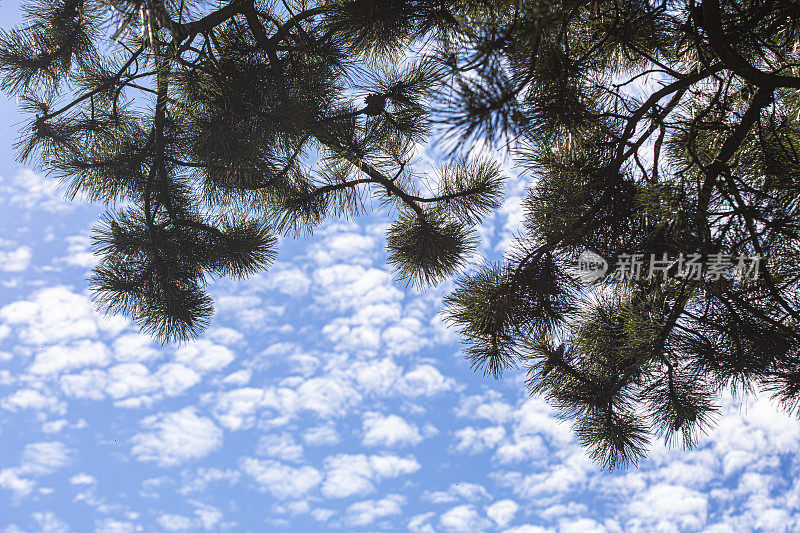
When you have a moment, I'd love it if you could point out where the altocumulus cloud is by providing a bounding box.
[130,408,223,467]
[2,158,800,532]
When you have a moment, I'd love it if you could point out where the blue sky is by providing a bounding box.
[2,5,800,533]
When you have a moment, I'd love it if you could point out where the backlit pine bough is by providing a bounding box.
[2,0,800,468]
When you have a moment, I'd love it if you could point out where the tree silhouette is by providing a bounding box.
[2,0,800,468]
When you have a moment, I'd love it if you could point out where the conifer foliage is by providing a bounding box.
[3,0,800,468]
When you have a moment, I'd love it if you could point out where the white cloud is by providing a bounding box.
[174,341,235,373]
[305,240,440,354]
[346,494,405,526]
[0,441,71,498]
[0,469,36,499]
[93,519,141,533]
[131,408,223,467]
[486,499,520,528]
[286,352,321,376]
[59,369,110,401]
[503,527,553,533]
[206,357,456,435]
[19,441,72,475]
[221,369,252,386]
[32,511,70,533]
[157,514,193,532]
[192,502,223,530]
[409,513,437,533]
[626,484,708,531]
[0,286,126,345]
[556,518,608,533]
[313,265,402,312]
[42,419,69,434]
[255,266,312,296]
[347,358,405,395]
[495,172,528,251]
[453,426,506,454]
[362,412,423,447]
[59,361,201,405]
[309,231,377,266]
[439,505,493,533]
[206,327,245,346]
[1,388,65,414]
[424,482,491,504]
[493,450,595,501]
[0,169,73,211]
[29,340,110,375]
[104,363,158,399]
[381,317,432,355]
[322,453,420,499]
[70,473,97,485]
[456,392,514,424]
[345,358,457,399]
[322,314,387,351]
[494,434,547,465]
[710,394,800,471]
[153,363,202,396]
[311,509,336,523]
[61,233,97,268]
[294,376,362,418]
[178,468,240,494]
[215,295,284,330]
[240,458,322,499]
[454,396,582,469]
[303,424,340,446]
[112,334,161,363]
[397,364,458,397]
[256,433,304,462]
[0,246,32,272]
[278,500,310,515]
[211,387,270,430]
[512,398,574,448]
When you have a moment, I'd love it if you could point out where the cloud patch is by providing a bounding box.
[131,408,223,467]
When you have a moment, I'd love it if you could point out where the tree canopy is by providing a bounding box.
[3,0,800,468]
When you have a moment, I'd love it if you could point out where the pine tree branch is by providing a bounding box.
[182,0,248,36]
[619,86,688,163]
[613,64,723,166]
[227,137,308,190]
[411,186,491,204]
[551,351,593,386]
[244,5,282,73]
[39,45,145,122]
[512,177,622,282]
[310,177,375,196]
[718,292,800,341]
[720,167,800,323]
[696,85,774,232]
[147,37,175,226]
[268,6,325,45]
[168,218,226,238]
[336,151,426,218]
[700,0,800,89]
